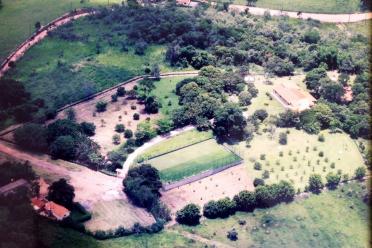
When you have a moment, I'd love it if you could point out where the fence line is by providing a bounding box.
[0,71,199,138]
[162,159,243,191]
[142,137,213,162]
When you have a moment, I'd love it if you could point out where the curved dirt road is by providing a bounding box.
[0,11,91,78]
[228,4,372,23]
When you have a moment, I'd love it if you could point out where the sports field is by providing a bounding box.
[138,129,213,160]
[147,139,241,182]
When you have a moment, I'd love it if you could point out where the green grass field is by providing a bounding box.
[0,0,124,61]
[232,0,363,14]
[151,76,192,117]
[175,182,370,248]
[1,15,179,129]
[146,139,241,182]
[138,129,213,160]
[233,128,365,190]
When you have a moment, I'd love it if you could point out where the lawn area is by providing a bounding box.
[232,128,365,191]
[146,139,241,182]
[0,0,122,61]
[84,200,155,232]
[39,220,204,248]
[233,0,363,14]
[175,182,370,248]
[138,129,213,160]
[151,76,192,117]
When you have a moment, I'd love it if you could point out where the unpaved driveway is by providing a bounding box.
[229,4,372,23]
[0,141,155,231]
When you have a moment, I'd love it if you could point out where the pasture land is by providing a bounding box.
[84,199,155,232]
[0,0,122,61]
[175,182,370,248]
[138,129,213,160]
[2,16,177,130]
[146,139,241,182]
[151,76,191,117]
[232,128,365,190]
[233,0,362,14]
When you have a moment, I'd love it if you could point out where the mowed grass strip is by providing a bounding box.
[147,139,241,182]
[139,129,213,159]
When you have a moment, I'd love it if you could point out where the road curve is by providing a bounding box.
[228,4,372,23]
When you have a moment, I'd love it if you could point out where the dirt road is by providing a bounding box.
[229,4,372,23]
[0,140,155,231]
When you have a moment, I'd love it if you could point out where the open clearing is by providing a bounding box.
[146,139,241,183]
[232,128,365,190]
[161,163,254,214]
[0,0,121,61]
[174,181,370,248]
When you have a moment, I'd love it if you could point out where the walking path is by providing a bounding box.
[117,125,196,178]
[228,4,372,23]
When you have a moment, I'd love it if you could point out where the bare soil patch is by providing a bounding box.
[56,79,158,156]
[161,164,254,215]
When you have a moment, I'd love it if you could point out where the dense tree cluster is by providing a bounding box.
[123,164,162,210]
[14,119,102,169]
[47,178,75,209]
[176,203,201,226]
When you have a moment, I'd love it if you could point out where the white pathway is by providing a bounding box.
[117,125,196,178]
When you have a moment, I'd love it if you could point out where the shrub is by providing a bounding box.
[123,164,162,210]
[112,134,121,145]
[80,122,96,136]
[111,94,118,102]
[279,132,287,145]
[303,29,320,44]
[253,178,265,187]
[176,204,201,226]
[50,135,76,160]
[96,101,107,112]
[254,162,262,170]
[117,86,126,97]
[233,190,256,212]
[115,124,125,133]
[14,123,48,152]
[318,151,324,157]
[354,167,366,180]
[227,229,238,241]
[203,198,236,219]
[325,172,341,190]
[124,129,133,139]
[262,170,270,179]
[318,134,325,142]
[133,113,140,120]
[308,174,324,194]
